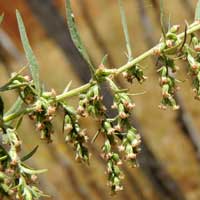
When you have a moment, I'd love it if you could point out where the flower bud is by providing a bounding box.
[64,124,73,134]
[166,40,173,48]
[169,25,180,33]
[47,106,56,115]
[119,112,128,119]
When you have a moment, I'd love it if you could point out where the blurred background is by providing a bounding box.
[0,0,200,199]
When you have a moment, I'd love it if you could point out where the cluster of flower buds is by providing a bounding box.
[0,69,58,143]
[119,127,141,166]
[183,37,200,99]
[157,56,179,110]
[165,25,181,52]
[109,79,141,159]
[94,119,122,193]
[29,93,57,143]
[191,35,200,52]
[77,84,106,118]
[63,105,89,163]
[2,128,21,165]
[112,90,141,165]
[95,79,141,192]
[0,127,46,199]
[101,130,123,193]
[153,25,181,56]
[186,53,200,99]
[112,90,135,121]
[123,64,146,83]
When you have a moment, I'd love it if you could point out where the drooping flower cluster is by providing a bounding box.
[29,94,57,143]
[102,139,124,192]
[89,78,141,193]
[152,25,182,109]
[123,64,146,83]
[111,83,141,164]
[157,56,179,110]
[184,35,200,99]
[1,70,58,143]
[63,104,89,163]
[99,120,123,193]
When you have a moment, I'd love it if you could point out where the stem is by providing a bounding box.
[56,82,92,101]
[4,107,34,122]
[3,83,93,123]
[116,22,200,74]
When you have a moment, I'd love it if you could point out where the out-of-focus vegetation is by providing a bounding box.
[1,0,200,200]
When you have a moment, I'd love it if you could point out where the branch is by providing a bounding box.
[3,21,200,123]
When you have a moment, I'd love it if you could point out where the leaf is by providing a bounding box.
[20,164,47,175]
[0,97,4,118]
[15,116,24,130]
[62,80,72,93]
[0,13,4,24]
[118,0,132,61]
[0,155,7,161]
[195,0,200,21]
[16,10,41,95]
[21,146,39,162]
[65,0,95,74]
[5,97,23,117]
[101,54,108,65]
[160,0,167,37]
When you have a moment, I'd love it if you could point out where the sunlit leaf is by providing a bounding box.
[101,54,108,65]
[160,0,167,36]
[16,10,41,95]
[65,0,95,74]
[15,116,24,130]
[195,0,200,21]
[118,0,132,61]
[20,164,47,175]
[21,146,39,162]
[0,155,7,161]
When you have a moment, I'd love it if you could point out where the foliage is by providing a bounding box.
[1,0,200,199]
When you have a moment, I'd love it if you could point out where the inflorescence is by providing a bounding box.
[1,1,200,199]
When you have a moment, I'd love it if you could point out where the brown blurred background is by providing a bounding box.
[1,0,200,200]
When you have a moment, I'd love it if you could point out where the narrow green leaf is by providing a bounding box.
[160,0,167,37]
[0,155,7,161]
[101,54,108,65]
[195,0,200,20]
[20,164,47,175]
[5,97,23,117]
[0,13,4,25]
[118,0,132,61]
[65,0,95,74]
[21,146,39,162]
[0,97,4,118]
[15,116,24,130]
[62,80,72,93]
[16,10,41,95]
